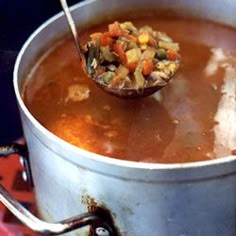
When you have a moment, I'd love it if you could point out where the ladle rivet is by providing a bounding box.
[19,156,24,166]
[95,227,110,236]
[22,171,28,182]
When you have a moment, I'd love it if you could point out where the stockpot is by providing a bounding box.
[1,0,236,235]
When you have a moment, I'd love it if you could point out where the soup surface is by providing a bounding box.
[23,15,236,163]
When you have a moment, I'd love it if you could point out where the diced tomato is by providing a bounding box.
[126,62,138,72]
[142,59,154,75]
[110,75,122,87]
[100,32,113,46]
[167,49,179,61]
[113,41,127,63]
[108,22,124,37]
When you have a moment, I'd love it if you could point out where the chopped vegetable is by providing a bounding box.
[167,49,179,61]
[168,63,178,74]
[134,67,145,88]
[102,71,116,84]
[100,33,113,46]
[126,62,138,72]
[116,64,129,78]
[120,21,138,34]
[156,31,173,42]
[113,40,127,63]
[156,48,167,60]
[158,41,180,51]
[142,59,154,76]
[138,31,150,44]
[100,46,116,62]
[149,72,168,86]
[110,75,124,88]
[108,21,124,37]
[142,48,156,60]
[139,25,153,34]
[126,48,142,65]
[86,21,181,90]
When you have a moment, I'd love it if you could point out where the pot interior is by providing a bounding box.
[14,0,236,166]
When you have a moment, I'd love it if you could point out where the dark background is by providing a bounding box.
[0,0,80,144]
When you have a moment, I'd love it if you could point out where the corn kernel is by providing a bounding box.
[156,62,165,70]
[140,44,148,51]
[168,63,177,73]
[138,32,150,44]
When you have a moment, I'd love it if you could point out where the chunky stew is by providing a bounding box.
[85,21,180,90]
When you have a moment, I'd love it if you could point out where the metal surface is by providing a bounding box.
[10,0,236,235]
[0,145,114,235]
[0,184,112,235]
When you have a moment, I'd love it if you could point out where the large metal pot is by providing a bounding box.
[1,0,236,235]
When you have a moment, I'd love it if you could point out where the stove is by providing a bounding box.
[0,153,37,235]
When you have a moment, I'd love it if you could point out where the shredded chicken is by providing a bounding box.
[65,84,90,102]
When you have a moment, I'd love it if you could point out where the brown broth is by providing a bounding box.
[23,16,236,163]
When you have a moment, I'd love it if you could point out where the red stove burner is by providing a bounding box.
[0,154,37,235]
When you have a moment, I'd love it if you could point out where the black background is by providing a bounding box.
[0,0,80,144]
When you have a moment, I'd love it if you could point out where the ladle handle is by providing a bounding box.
[60,0,84,60]
[0,144,114,236]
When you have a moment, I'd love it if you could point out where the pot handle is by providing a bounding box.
[0,144,114,236]
[0,143,34,187]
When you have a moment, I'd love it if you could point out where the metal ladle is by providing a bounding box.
[60,0,176,98]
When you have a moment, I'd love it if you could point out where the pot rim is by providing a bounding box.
[13,0,236,171]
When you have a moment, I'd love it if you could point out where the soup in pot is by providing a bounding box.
[22,14,236,163]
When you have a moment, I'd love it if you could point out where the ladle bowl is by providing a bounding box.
[60,0,177,98]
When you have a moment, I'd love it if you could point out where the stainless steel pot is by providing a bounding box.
[1,0,236,235]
